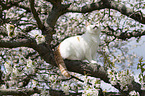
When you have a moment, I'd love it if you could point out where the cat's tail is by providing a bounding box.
[54,46,71,78]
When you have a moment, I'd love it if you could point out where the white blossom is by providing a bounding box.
[6,24,16,38]
[108,69,134,91]
[12,65,22,76]
[27,58,33,67]
[83,87,99,96]
[70,83,77,91]
[25,58,36,73]
[32,79,38,87]
[61,83,70,95]
[35,34,46,44]
[91,78,100,88]
[129,90,140,96]
[28,30,45,44]
[82,76,100,96]
[1,85,6,89]
[4,61,12,74]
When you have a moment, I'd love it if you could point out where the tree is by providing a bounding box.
[0,0,145,95]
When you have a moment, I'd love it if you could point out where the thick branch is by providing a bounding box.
[46,4,71,27]
[67,0,145,24]
[0,38,35,48]
[101,0,145,24]
[0,87,41,95]
[65,60,109,83]
[0,34,143,95]
[64,60,144,95]
[67,1,104,13]
[46,0,62,5]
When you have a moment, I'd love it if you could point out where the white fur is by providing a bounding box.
[59,24,101,63]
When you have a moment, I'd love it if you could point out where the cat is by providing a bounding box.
[54,23,101,77]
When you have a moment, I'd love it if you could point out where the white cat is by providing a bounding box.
[54,23,101,77]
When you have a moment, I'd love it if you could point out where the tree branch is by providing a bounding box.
[49,89,82,96]
[46,4,71,27]
[29,0,45,30]
[0,38,35,48]
[23,26,37,33]
[101,0,145,24]
[13,3,31,13]
[67,1,104,13]
[102,26,145,40]
[0,87,41,95]
[0,0,23,11]
[64,60,144,95]
[67,0,145,24]
[0,69,5,85]
[46,0,62,5]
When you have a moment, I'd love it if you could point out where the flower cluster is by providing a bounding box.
[107,69,134,91]
[35,34,45,44]
[61,82,70,95]
[29,30,45,44]
[4,61,12,74]
[25,58,36,74]
[129,90,140,96]
[82,76,100,96]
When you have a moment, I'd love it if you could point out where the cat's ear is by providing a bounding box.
[85,22,91,27]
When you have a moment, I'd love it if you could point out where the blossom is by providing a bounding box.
[28,30,45,44]
[27,58,33,68]
[35,34,46,44]
[4,61,12,74]
[83,88,99,96]
[32,79,38,87]
[108,69,134,91]
[129,90,140,96]
[61,83,70,95]
[6,24,16,38]
[25,58,36,73]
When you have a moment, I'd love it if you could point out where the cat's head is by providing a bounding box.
[86,23,101,35]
